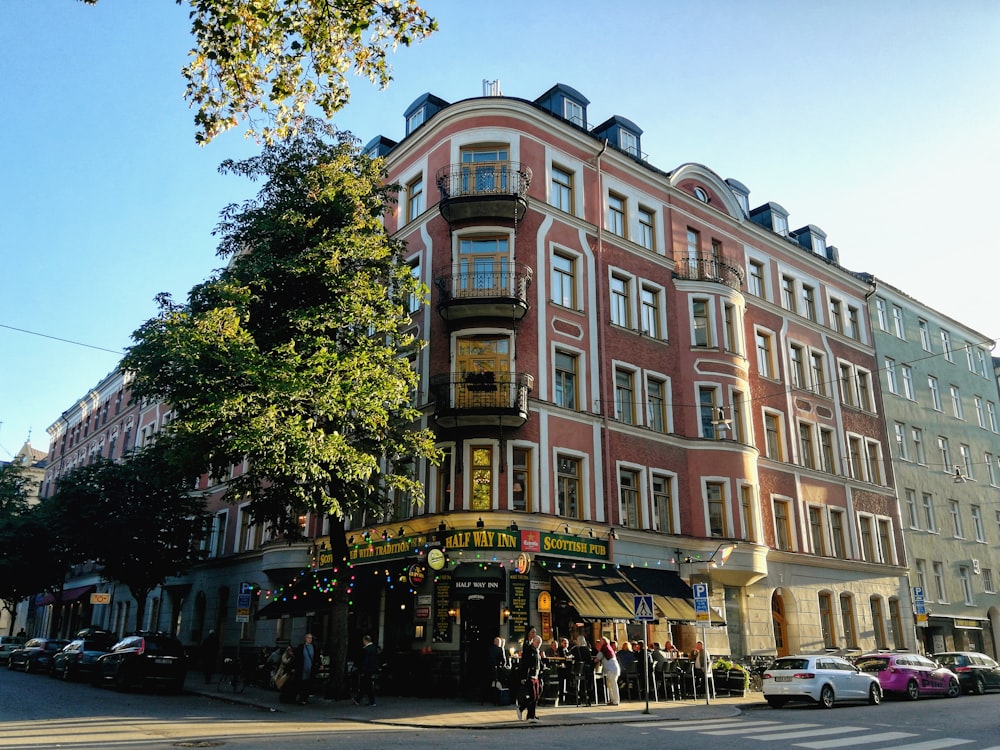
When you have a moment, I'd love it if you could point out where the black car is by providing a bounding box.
[933,651,1000,695]
[51,637,115,681]
[6,638,71,673]
[93,632,187,692]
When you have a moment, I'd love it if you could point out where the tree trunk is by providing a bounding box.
[326,515,351,699]
[129,586,151,633]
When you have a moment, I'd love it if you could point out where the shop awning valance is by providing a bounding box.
[36,585,95,608]
[548,568,638,621]
[619,566,725,625]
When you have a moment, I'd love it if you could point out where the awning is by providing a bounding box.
[35,585,96,608]
[619,566,725,625]
[548,568,638,621]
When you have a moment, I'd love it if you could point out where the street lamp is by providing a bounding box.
[698,542,736,706]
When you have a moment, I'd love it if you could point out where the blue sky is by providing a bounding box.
[2,0,998,458]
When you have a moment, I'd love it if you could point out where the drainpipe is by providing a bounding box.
[593,139,613,530]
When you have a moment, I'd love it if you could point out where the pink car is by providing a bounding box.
[855,652,960,700]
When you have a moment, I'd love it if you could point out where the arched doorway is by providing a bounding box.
[771,591,789,657]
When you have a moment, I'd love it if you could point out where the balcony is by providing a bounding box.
[429,371,534,428]
[435,162,532,224]
[434,261,533,321]
[674,254,744,291]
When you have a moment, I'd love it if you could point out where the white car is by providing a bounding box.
[762,654,882,708]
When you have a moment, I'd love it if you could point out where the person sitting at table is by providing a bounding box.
[617,640,635,670]
[546,640,560,658]
[651,642,668,673]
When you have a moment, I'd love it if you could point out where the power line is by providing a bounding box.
[0,323,123,356]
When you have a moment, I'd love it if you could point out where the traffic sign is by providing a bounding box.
[633,594,654,621]
[693,582,710,622]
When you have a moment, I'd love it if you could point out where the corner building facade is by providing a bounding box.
[340,82,914,678]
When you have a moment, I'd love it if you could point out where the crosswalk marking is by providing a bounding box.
[746,726,865,741]
[704,722,819,735]
[795,732,918,749]
[866,740,973,750]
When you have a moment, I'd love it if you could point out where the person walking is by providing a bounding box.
[200,629,219,685]
[516,630,543,721]
[353,634,379,706]
[597,636,620,705]
[295,633,318,704]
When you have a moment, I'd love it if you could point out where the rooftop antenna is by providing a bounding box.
[482,79,502,96]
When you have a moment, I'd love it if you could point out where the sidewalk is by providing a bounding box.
[188,674,764,728]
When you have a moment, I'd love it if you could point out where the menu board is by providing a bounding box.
[508,572,530,638]
[433,572,453,642]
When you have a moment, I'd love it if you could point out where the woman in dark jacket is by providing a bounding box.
[516,627,542,721]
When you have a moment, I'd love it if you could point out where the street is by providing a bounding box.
[3,665,1000,750]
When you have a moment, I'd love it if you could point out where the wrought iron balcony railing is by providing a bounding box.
[428,371,534,428]
[434,261,532,320]
[435,161,532,224]
[673,254,745,290]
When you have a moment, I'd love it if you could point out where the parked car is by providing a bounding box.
[93,632,187,692]
[0,636,26,665]
[855,652,960,700]
[50,637,116,681]
[762,654,882,708]
[6,638,71,673]
[932,651,1000,695]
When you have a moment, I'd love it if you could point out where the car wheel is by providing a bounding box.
[61,665,73,682]
[946,677,960,698]
[905,679,920,701]
[972,676,986,696]
[819,684,835,709]
[24,659,33,674]
[766,697,787,708]
[868,683,882,705]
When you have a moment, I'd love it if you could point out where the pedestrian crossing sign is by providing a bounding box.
[634,594,655,621]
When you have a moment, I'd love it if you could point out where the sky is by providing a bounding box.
[2,0,998,459]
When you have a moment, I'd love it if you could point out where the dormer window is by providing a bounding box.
[406,107,425,135]
[773,214,789,236]
[620,130,638,157]
[564,99,583,127]
[811,235,826,255]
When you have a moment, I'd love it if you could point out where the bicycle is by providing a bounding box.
[217,656,246,694]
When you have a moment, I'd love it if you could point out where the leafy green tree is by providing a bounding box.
[79,0,437,144]
[0,461,30,517]
[122,120,439,696]
[49,444,210,632]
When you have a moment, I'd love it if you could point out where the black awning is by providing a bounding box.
[548,568,638,621]
[36,585,96,607]
[619,566,724,625]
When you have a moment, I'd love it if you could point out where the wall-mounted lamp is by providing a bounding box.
[508,521,519,532]
[398,527,406,538]
[609,528,619,540]
[711,407,732,436]
[447,606,459,621]
[438,521,447,532]
[476,517,485,529]
[502,607,511,623]
[347,535,355,544]
[381,530,391,541]
[582,527,595,539]
[562,523,571,534]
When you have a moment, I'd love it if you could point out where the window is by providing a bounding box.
[977,348,989,377]
[847,305,861,341]
[773,499,792,551]
[866,439,883,484]
[922,492,937,532]
[989,402,999,432]
[756,330,776,379]
[798,422,815,469]
[885,357,898,394]
[972,505,985,542]
[819,592,836,649]
[949,499,963,538]
[564,99,583,126]
[933,561,946,601]
[732,391,748,444]
[551,252,577,308]
[870,597,887,650]
[912,427,926,464]
[652,474,676,533]
[959,566,973,605]
[748,260,765,297]
[848,435,864,480]
[554,350,578,410]
[511,448,531,512]
[830,508,847,560]
[461,146,510,193]
[877,518,893,563]
[975,396,986,428]
[637,206,655,250]
[619,129,638,157]
[808,506,826,555]
[859,515,876,560]
[857,370,873,411]
[723,303,739,353]
[839,363,856,407]
[551,166,573,213]
[692,299,712,347]
[556,455,581,519]
[607,193,626,237]
[781,275,796,313]
[840,594,858,648]
[901,365,914,399]
[763,411,783,460]
[892,305,905,338]
[685,228,700,274]
[960,444,973,480]
[640,286,662,338]
[987,453,998,486]
[706,482,727,537]
[875,298,889,330]
[894,422,909,460]
[470,446,493,511]
[406,106,424,133]
[610,274,631,327]
[406,259,421,314]
[740,484,756,541]
[699,386,720,439]
[928,376,942,410]
[937,436,952,472]
[983,568,995,594]
[458,235,509,295]
[809,352,827,396]
[965,343,976,372]
[801,284,817,321]
[829,299,843,333]
[614,368,635,424]
[950,385,964,419]
[619,468,641,528]
[918,319,932,351]
[941,329,953,361]
[646,377,667,433]
[819,427,835,473]
[915,559,928,595]
[904,488,919,528]
[790,344,806,389]
[406,176,424,222]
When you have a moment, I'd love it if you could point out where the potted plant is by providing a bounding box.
[712,657,749,696]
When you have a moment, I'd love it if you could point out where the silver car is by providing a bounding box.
[763,654,882,708]
[0,636,26,665]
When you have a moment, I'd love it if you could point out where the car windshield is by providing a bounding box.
[771,658,809,670]
[935,654,963,667]
[856,657,890,672]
